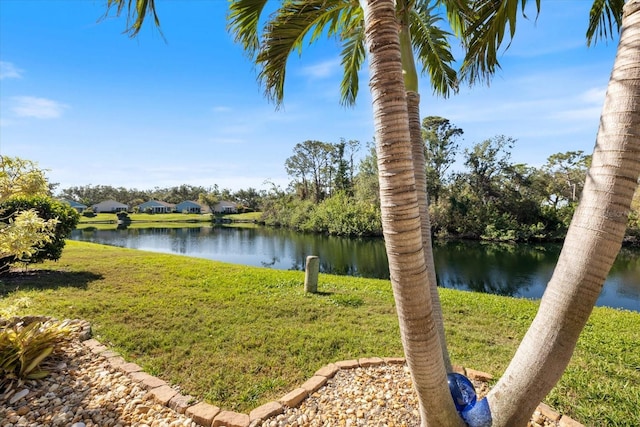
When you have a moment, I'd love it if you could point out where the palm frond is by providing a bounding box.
[586,0,624,46]
[256,0,356,105]
[310,0,359,42]
[436,0,474,39]
[458,0,540,86]
[410,3,458,98]
[227,0,270,58]
[338,10,366,106]
[104,0,163,38]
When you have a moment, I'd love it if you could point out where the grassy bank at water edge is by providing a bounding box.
[1,241,638,425]
[77,212,261,225]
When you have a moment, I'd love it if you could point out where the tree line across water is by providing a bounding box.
[53,116,640,244]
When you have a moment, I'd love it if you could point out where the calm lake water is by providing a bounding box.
[70,225,640,312]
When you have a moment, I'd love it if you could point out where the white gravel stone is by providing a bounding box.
[0,337,196,427]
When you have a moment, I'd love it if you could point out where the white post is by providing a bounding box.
[304,256,319,293]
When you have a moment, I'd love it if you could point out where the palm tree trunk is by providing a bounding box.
[399,0,451,372]
[485,2,640,425]
[407,91,452,372]
[359,1,462,425]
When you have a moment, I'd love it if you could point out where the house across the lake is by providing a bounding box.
[61,199,88,213]
[175,200,210,214]
[91,200,129,213]
[85,199,237,214]
[213,201,238,214]
[136,200,175,214]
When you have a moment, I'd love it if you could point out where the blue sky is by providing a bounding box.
[0,1,619,194]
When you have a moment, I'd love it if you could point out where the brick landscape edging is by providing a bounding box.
[78,323,584,427]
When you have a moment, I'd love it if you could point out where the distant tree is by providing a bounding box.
[219,187,234,201]
[443,136,552,241]
[353,143,380,207]
[198,192,219,214]
[541,151,591,208]
[129,197,146,209]
[285,140,334,202]
[421,116,463,204]
[150,184,210,204]
[332,141,351,195]
[343,139,361,186]
[464,135,515,205]
[58,184,147,206]
[329,139,361,196]
[233,187,263,211]
[285,150,311,199]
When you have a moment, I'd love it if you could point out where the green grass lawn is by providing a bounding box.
[78,212,261,224]
[76,212,262,230]
[78,212,213,223]
[1,241,638,425]
[223,212,262,222]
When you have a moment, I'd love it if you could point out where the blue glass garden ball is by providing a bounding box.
[447,373,477,412]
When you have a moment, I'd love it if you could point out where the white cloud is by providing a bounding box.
[552,107,602,121]
[0,118,12,127]
[213,106,232,113]
[300,58,341,79]
[506,39,586,59]
[11,96,69,119]
[549,87,606,121]
[210,137,245,145]
[0,61,23,79]
[580,87,607,104]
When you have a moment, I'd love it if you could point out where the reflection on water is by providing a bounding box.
[70,226,640,311]
[433,242,560,298]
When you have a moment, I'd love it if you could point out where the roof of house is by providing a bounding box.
[175,200,203,207]
[215,200,237,207]
[136,200,175,208]
[61,199,88,208]
[176,200,211,213]
[93,199,128,208]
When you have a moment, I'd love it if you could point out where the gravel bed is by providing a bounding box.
[258,365,557,427]
[0,318,563,427]
[0,336,196,427]
[260,364,427,427]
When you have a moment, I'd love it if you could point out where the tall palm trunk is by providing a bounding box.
[399,4,451,372]
[407,91,451,372]
[484,2,640,425]
[359,1,462,426]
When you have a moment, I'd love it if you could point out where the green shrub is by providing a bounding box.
[1,195,79,267]
[260,192,382,237]
[116,211,130,220]
[0,318,76,386]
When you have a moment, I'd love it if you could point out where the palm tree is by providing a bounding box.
[357,2,463,423]
[227,0,474,375]
[102,1,640,426]
[228,3,464,423]
[457,1,640,425]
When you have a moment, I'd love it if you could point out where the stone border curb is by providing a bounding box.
[70,319,585,427]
